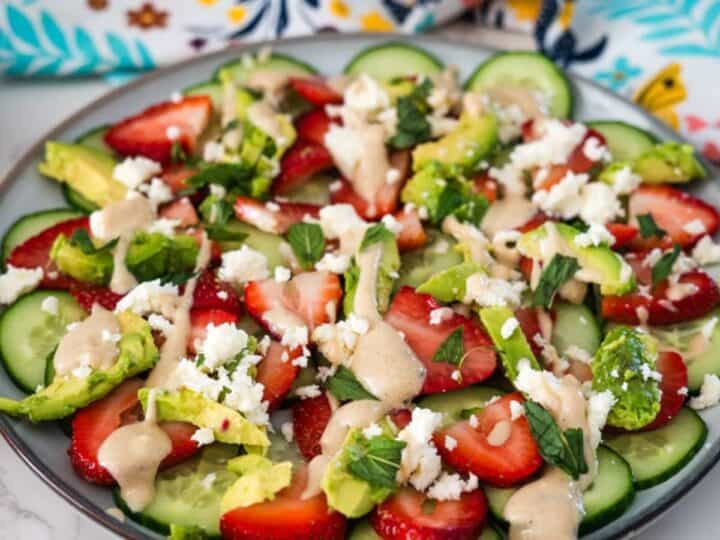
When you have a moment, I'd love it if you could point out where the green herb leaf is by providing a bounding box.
[70,229,117,255]
[199,194,233,227]
[524,401,588,480]
[223,119,240,133]
[532,254,580,309]
[186,163,256,190]
[327,366,377,401]
[435,184,465,223]
[286,222,326,270]
[347,435,406,489]
[161,270,197,286]
[433,326,464,366]
[170,140,188,164]
[388,79,433,150]
[637,214,666,239]
[652,244,681,285]
[360,223,395,251]
[204,226,248,242]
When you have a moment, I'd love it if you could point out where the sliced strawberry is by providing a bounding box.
[624,251,653,285]
[388,408,412,431]
[159,197,199,227]
[188,308,239,353]
[160,164,198,193]
[514,306,545,358]
[435,393,543,487]
[628,185,720,249]
[289,77,343,106]
[69,379,199,485]
[606,223,638,250]
[104,95,212,163]
[272,141,333,195]
[296,108,334,146]
[385,287,496,394]
[516,212,549,234]
[601,269,720,326]
[472,173,499,203]
[192,270,241,313]
[371,487,487,540]
[257,341,300,411]
[220,465,346,540]
[7,216,89,289]
[292,393,332,460]
[69,283,123,312]
[233,196,320,235]
[394,209,427,252]
[642,351,687,431]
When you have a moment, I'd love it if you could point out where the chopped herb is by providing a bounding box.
[524,401,588,480]
[327,366,377,401]
[637,214,666,239]
[433,326,464,366]
[204,226,248,243]
[452,193,489,226]
[435,184,465,223]
[161,270,197,286]
[286,222,325,270]
[170,140,188,164]
[223,119,240,133]
[434,184,488,226]
[532,254,580,309]
[186,163,256,190]
[360,223,395,251]
[652,244,681,285]
[388,79,433,150]
[347,435,406,489]
[70,229,117,255]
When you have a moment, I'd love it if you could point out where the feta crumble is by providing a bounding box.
[280,421,294,442]
[500,317,519,339]
[683,219,707,236]
[464,273,526,308]
[574,223,615,248]
[218,246,270,287]
[0,265,43,304]
[444,435,457,451]
[362,423,383,439]
[148,313,173,335]
[40,295,59,316]
[426,472,478,502]
[198,323,250,370]
[690,374,720,410]
[295,385,322,399]
[191,427,215,446]
[397,407,444,491]
[274,266,291,283]
[115,280,179,318]
[112,156,161,189]
[692,235,720,265]
[381,214,403,235]
[429,307,454,326]
[509,400,525,421]
[315,252,351,274]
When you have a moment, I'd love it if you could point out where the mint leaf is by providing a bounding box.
[327,366,377,401]
[637,214,666,239]
[652,244,681,285]
[287,223,325,270]
[524,401,588,479]
[532,254,580,309]
[433,326,464,366]
[388,79,433,150]
[360,223,395,251]
[186,163,255,190]
[70,229,117,255]
[199,195,233,227]
[347,435,406,488]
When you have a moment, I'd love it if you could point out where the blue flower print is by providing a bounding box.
[593,56,643,91]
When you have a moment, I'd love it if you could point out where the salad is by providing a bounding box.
[0,41,717,540]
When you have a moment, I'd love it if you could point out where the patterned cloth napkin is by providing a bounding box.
[0,1,718,164]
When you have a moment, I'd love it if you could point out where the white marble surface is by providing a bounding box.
[1,64,720,540]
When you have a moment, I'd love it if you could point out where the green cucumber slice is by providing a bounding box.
[464,51,573,119]
[216,219,287,270]
[586,121,658,161]
[75,125,113,155]
[184,80,223,110]
[281,176,332,206]
[486,446,634,534]
[214,52,317,86]
[344,42,444,81]
[396,231,463,290]
[0,290,86,393]
[115,444,239,537]
[605,407,707,489]
[551,302,602,358]
[62,184,99,214]
[417,385,505,427]
[1,208,83,263]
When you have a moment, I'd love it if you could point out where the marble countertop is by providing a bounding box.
[1,40,720,540]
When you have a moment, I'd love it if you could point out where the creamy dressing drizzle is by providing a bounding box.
[246,69,291,103]
[247,101,286,143]
[481,196,537,239]
[54,306,121,376]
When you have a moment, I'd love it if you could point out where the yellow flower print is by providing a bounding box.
[360,10,394,32]
[634,63,687,130]
[507,0,574,29]
[330,0,350,19]
[227,5,247,25]
[197,0,217,6]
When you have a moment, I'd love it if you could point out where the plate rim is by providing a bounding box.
[0,32,716,540]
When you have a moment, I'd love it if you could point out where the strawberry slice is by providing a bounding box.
[188,308,239,353]
[104,95,212,163]
[7,216,89,289]
[272,141,334,196]
[606,223,638,250]
[642,351,688,431]
[244,271,342,336]
[192,270,241,314]
[69,283,123,312]
[516,212,549,234]
[289,77,343,106]
[220,465,347,540]
[159,197,199,227]
[394,208,427,252]
[292,393,332,460]
[514,306,545,358]
[371,487,487,540]
[257,341,300,411]
[160,164,198,193]
[472,173,499,203]
[385,287,497,394]
[388,408,412,431]
[435,393,543,487]
[296,108,334,146]
[233,196,320,235]
[69,379,199,485]
[628,185,720,249]
[601,269,720,326]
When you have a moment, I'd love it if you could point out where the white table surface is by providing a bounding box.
[1,72,719,540]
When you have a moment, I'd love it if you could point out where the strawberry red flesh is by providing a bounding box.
[159,197,199,227]
[292,392,332,460]
[233,196,320,235]
[257,341,300,411]
[191,270,242,314]
[394,208,427,252]
[642,351,688,431]
[188,308,239,353]
[69,283,123,312]
[289,77,343,106]
[295,108,334,146]
[272,141,333,196]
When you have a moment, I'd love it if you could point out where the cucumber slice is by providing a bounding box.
[282,176,332,206]
[417,385,505,427]
[183,80,223,110]
[115,444,239,537]
[214,52,317,86]
[605,407,707,489]
[551,302,602,358]
[486,446,634,534]
[62,184,99,214]
[75,125,113,155]
[344,42,444,81]
[1,208,83,263]
[216,219,287,270]
[586,121,658,161]
[396,231,463,290]
[464,51,573,119]
[0,290,86,393]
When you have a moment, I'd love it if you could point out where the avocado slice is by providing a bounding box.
[633,142,706,184]
[221,454,292,513]
[38,142,126,207]
[396,231,463,290]
[416,261,483,303]
[412,114,497,173]
[138,387,269,448]
[49,233,114,286]
[517,222,635,296]
[479,306,541,382]
[0,311,157,422]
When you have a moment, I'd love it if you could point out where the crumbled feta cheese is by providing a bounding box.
[427,472,478,501]
[166,125,181,141]
[587,390,616,449]
[170,91,183,103]
[450,369,462,382]
[574,223,615,248]
[40,295,59,316]
[318,204,366,240]
[257,335,271,356]
[71,365,92,379]
[582,136,610,162]
[692,235,720,265]
[678,386,689,396]
[683,219,707,235]
[702,317,718,340]
[381,214,403,235]
[329,180,343,192]
[386,168,402,184]
[690,374,720,410]
[217,290,228,300]
[316,365,337,383]
[531,171,588,219]
[639,363,663,382]
[145,218,180,236]
[324,125,365,180]
[295,385,322,399]
[565,345,592,364]
[579,182,624,224]
[343,74,390,114]
[203,141,225,162]
[274,266,291,283]
[200,472,216,491]
[198,323,250,370]
[643,248,664,268]
[281,421,294,442]
[112,156,162,189]
[315,252,351,274]
[429,307,454,326]
[610,166,642,195]
[444,435,457,451]
[280,325,309,350]
[148,313,173,335]
[209,183,226,198]
[265,201,280,212]
[397,408,444,491]
[500,317,519,340]
[464,273,526,308]
[362,423,383,439]
[191,427,215,446]
[115,279,180,317]
[0,265,43,304]
[509,400,525,421]
[218,246,270,287]
[139,178,174,207]
[468,414,479,428]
